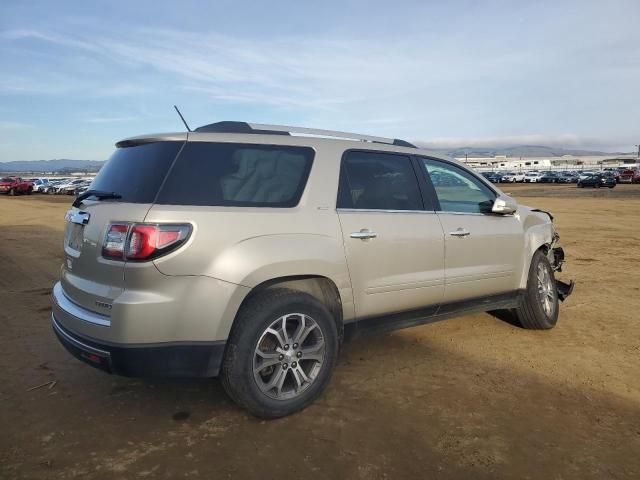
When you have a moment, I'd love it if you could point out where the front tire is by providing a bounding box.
[221,288,339,418]
[514,250,559,329]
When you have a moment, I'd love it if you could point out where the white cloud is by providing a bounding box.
[2,19,639,153]
[418,134,586,149]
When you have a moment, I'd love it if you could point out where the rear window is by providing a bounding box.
[155,142,314,207]
[91,142,184,203]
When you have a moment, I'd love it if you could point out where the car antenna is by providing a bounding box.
[173,105,192,132]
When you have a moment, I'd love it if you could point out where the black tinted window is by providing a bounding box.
[337,151,423,210]
[156,142,314,207]
[91,142,183,203]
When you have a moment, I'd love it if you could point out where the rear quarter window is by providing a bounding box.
[155,142,314,207]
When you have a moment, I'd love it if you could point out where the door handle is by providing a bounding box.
[350,229,378,240]
[449,228,470,237]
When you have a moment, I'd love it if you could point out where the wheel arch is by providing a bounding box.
[224,275,346,345]
[518,213,556,289]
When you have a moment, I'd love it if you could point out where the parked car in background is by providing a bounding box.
[53,178,88,194]
[71,181,92,196]
[42,179,68,194]
[538,172,560,183]
[481,172,503,183]
[50,121,573,418]
[30,178,51,192]
[0,176,34,195]
[602,171,619,183]
[556,172,579,183]
[577,174,616,188]
[501,172,525,183]
[578,171,597,181]
[524,171,541,183]
[618,168,640,184]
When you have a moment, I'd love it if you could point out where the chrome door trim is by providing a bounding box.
[437,211,515,217]
[337,208,436,214]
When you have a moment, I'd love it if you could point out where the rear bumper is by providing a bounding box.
[51,313,226,377]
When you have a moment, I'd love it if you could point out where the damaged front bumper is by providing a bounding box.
[550,244,575,302]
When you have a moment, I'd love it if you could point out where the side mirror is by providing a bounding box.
[492,195,517,214]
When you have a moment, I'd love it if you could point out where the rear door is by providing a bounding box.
[60,141,184,313]
[336,150,445,319]
[416,157,524,303]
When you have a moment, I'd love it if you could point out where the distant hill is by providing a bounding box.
[0,159,104,173]
[416,144,626,158]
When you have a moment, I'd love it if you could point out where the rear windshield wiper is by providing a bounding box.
[72,190,122,208]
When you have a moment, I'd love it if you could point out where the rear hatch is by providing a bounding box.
[60,140,185,314]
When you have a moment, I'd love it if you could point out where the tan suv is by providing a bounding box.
[51,122,574,418]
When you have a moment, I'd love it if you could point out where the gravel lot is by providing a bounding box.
[1,184,639,479]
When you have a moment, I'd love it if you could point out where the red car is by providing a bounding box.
[618,169,640,184]
[0,176,34,195]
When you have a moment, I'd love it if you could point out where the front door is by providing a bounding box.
[417,158,525,303]
[337,151,445,319]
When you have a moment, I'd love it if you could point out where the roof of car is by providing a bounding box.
[115,122,452,161]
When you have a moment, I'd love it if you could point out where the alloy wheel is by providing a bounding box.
[253,313,325,400]
[536,263,556,318]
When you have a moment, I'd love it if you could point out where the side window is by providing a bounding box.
[337,151,424,211]
[421,158,496,214]
[156,142,314,207]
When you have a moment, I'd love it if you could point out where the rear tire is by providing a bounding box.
[221,288,339,418]
[514,250,559,330]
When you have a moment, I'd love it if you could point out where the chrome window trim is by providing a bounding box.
[437,211,516,217]
[437,211,486,216]
[52,282,111,327]
[337,208,436,214]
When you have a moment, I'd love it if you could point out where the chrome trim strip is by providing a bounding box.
[52,282,111,327]
[64,209,90,225]
[51,313,111,357]
[437,211,486,216]
[337,208,436,214]
[438,211,516,217]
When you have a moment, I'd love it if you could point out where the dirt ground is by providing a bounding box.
[1,184,639,479]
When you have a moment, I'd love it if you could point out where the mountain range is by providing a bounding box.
[418,145,628,158]
[0,146,631,172]
[0,159,105,173]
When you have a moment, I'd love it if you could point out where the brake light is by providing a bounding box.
[102,223,191,261]
[102,224,129,259]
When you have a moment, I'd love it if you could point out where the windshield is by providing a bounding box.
[1,177,14,182]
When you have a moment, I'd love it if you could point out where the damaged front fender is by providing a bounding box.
[549,239,574,302]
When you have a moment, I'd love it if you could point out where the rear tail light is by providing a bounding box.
[102,224,128,259]
[102,223,191,261]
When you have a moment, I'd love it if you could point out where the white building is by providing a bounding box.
[458,154,639,172]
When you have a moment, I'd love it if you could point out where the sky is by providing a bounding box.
[1,0,639,161]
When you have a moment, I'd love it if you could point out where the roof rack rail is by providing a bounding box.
[194,121,416,148]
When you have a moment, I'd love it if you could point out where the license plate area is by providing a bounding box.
[68,223,84,251]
